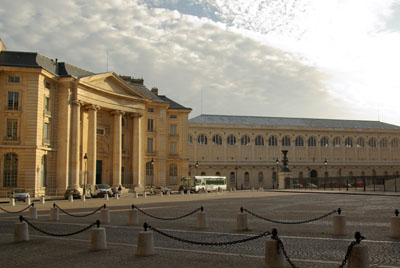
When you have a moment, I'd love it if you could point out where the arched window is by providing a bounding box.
[368,138,376,148]
[295,136,304,147]
[216,171,221,176]
[380,138,388,148]
[282,136,291,147]
[392,138,399,148]
[169,163,178,185]
[212,135,222,145]
[345,137,353,148]
[244,172,249,184]
[3,153,18,187]
[356,138,364,148]
[230,172,235,184]
[269,136,277,146]
[188,134,193,145]
[308,137,317,147]
[198,134,207,145]
[255,136,264,146]
[241,135,251,146]
[227,135,236,146]
[145,161,154,186]
[41,155,47,187]
[258,172,263,182]
[333,137,341,147]
[321,137,329,147]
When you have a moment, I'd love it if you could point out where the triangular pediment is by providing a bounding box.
[79,72,148,100]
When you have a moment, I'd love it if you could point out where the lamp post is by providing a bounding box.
[150,158,154,187]
[188,164,192,176]
[324,159,327,190]
[83,153,88,197]
[235,166,238,190]
[275,158,279,189]
[195,161,199,176]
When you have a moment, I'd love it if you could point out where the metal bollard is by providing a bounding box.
[264,228,285,268]
[40,196,45,204]
[196,207,208,229]
[333,208,346,236]
[14,216,29,242]
[69,195,73,202]
[90,220,107,250]
[50,206,59,221]
[237,207,248,231]
[100,205,110,224]
[391,209,400,238]
[128,205,139,225]
[10,197,15,206]
[29,204,38,220]
[348,232,369,268]
[136,223,154,256]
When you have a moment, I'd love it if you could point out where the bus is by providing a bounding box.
[180,176,227,193]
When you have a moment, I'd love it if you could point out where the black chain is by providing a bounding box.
[21,216,98,237]
[0,204,33,214]
[339,233,365,268]
[134,205,201,221]
[244,208,337,224]
[149,225,271,246]
[277,238,299,268]
[54,204,104,218]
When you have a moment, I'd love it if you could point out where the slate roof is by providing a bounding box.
[189,114,400,130]
[0,51,94,78]
[158,95,191,110]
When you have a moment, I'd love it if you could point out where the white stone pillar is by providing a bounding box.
[131,113,144,191]
[87,105,99,187]
[112,110,124,188]
[70,100,83,189]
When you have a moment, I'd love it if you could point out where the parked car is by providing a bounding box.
[155,186,172,194]
[306,183,318,188]
[111,187,120,197]
[64,188,82,199]
[13,188,29,202]
[92,184,113,198]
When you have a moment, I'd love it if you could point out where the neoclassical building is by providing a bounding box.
[188,114,400,189]
[0,40,191,197]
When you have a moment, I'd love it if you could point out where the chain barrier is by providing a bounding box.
[147,223,271,246]
[339,232,365,268]
[0,203,33,214]
[243,207,338,225]
[133,205,202,221]
[20,215,100,237]
[54,203,105,218]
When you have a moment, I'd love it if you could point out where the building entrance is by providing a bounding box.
[96,160,102,184]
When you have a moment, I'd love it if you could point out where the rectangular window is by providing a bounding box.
[170,142,177,155]
[148,108,154,113]
[45,82,51,89]
[170,114,177,118]
[44,123,49,140]
[7,92,19,110]
[96,128,105,135]
[170,124,177,136]
[8,76,20,83]
[147,138,154,153]
[147,119,154,132]
[6,119,18,140]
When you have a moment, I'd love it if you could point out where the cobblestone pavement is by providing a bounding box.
[0,191,399,268]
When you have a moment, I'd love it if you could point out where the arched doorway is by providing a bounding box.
[310,170,318,186]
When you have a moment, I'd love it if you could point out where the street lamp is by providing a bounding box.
[195,161,199,176]
[151,158,154,186]
[275,159,279,189]
[324,159,328,190]
[235,166,238,190]
[83,153,88,197]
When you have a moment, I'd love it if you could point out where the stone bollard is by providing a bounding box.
[233,188,237,192]
[196,207,208,229]
[116,194,119,200]
[180,190,184,195]
[135,192,139,198]
[259,187,264,192]
[40,196,45,204]
[160,192,163,197]
[25,196,30,204]
[14,216,29,242]
[251,187,255,192]
[10,197,15,206]
[333,208,346,236]
[29,204,38,220]
[104,194,109,201]
[230,188,233,192]
[136,223,155,256]
[50,206,59,221]
[167,191,171,197]
[391,209,400,238]
[100,205,110,224]
[129,205,139,225]
[69,194,73,202]
[348,232,369,268]
[144,192,147,198]
[82,195,86,202]
[264,228,285,268]
[90,220,107,250]
[237,207,248,231]
[187,190,191,195]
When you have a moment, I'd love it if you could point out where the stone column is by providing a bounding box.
[70,100,83,190]
[112,110,125,187]
[87,105,100,187]
[131,113,145,192]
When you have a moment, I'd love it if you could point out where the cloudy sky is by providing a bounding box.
[1,0,400,125]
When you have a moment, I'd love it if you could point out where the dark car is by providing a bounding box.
[64,188,82,199]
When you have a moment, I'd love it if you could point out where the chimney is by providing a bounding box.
[151,87,159,95]
[0,39,6,52]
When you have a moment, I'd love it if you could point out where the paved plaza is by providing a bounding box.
[0,190,399,268]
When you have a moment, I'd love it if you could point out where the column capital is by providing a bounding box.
[85,104,100,111]
[130,112,143,118]
[111,110,125,116]
[72,100,84,106]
